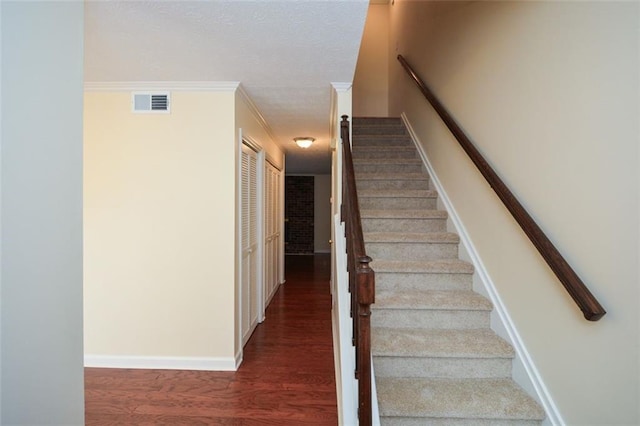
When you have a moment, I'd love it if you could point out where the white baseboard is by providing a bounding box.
[84,354,239,371]
[401,112,563,426]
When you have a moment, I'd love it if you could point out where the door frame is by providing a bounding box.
[237,133,265,348]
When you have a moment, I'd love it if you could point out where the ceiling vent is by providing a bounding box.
[132,92,170,113]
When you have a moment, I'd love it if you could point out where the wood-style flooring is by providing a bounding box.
[85,254,337,425]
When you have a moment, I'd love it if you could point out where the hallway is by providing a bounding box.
[85,254,337,425]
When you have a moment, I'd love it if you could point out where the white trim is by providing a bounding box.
[331,82,353,92]
[332,214,358,426]
[237,84,280,148]
[401,112,564,426]
[235,350,243,369]
[84,355,238,371]
[84,81,240,92]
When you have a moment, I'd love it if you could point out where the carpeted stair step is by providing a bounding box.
[356,173,430,190]
[352,123,408,136]
[361,209,447,233]
[364,232,459,261]
[376,377,546,425]
[358,189,438,210]
[353,117,404,126]
[372,289,492,329]
[372,328,514,379]
[371,259,474,291]
[352,134,413,147]
[352,117,546,425]
[352,146,418,159]
[354,158,424,174]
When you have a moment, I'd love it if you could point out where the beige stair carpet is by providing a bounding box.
[352,117,545,425]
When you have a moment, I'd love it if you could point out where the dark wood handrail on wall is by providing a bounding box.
[340,115,375,425]
[397,54,606,321]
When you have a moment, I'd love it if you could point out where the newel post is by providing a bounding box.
[357,255,375,426]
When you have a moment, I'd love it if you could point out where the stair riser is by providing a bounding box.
[353,150,417,160]
[373,356,512,379]
[355,163,424,174]
[366,242,458,261]
[375,272,473,291]
[357,179,429,190]
[362,218,447,233]
[353,127,408,136]
[353,118,403,126]
[371,309,490,329]
[352,137,413,147]
[360,197,437,210]
[381,418,542,426]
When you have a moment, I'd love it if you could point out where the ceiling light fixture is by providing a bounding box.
[294,137,315,149]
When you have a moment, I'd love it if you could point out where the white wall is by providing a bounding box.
[314,174,332,253]
[1,2,85,423]
[353,4,389,117]
[389,2,639,424]
[329,83,360,426]
[84,89,239,368]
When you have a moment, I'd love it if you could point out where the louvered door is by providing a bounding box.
[264,162,282,305]
[241,143,259,345]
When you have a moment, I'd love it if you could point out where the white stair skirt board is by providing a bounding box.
[401,112,563,426]
[84,355,239,371]
[332,214,359,426]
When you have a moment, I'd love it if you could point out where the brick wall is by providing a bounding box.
[285,176,314,254]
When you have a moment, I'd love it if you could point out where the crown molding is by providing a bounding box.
[84,81,240,92]
[236,84,279,148]
[331,82,352,92]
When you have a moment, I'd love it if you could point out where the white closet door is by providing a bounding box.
[241,143,259,345]
[264,162,282,306]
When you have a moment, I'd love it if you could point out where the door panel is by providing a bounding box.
[241,143,259,345]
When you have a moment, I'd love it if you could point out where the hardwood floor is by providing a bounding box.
[85,254,337,425]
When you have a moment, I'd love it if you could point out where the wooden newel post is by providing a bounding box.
[357,255,375,426]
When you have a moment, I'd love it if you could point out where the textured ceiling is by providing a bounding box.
[84,0,369,174]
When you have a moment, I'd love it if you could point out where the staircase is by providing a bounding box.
[352,117,546,425]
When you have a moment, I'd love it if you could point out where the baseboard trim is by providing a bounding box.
[84,354,238,371]
[401,112,563,426]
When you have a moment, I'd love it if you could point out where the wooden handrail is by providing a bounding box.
[397,54,606,321]
[340,115,375,425]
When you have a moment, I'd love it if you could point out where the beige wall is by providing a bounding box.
[84,90,238,363]
[389,1,639,424]
[353,4,389,117]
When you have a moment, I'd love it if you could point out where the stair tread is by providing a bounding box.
[371,259,474,274]
[372,327,514,358]
[358,189,437,198]
[377,377,546,420]
[361,209,447,219]
[374,289,492,311]
[365,232,459,243]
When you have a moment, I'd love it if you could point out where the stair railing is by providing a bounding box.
[340,115,375,425]
[397,54,605,321]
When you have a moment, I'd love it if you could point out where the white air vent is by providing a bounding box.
[132,92,170,113]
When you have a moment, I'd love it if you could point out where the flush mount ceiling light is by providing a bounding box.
[294,137,315,149]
